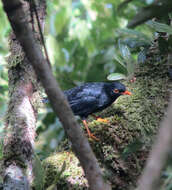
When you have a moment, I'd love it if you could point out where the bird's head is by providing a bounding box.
[106,82,131,99]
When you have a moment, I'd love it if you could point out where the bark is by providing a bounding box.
[2,1,46,189]
[137,52,172,190]
[1,0,111,190]
[137,96,172,190]
[127,0,172,28]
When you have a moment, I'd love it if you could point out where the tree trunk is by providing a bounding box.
[3,1,46,189]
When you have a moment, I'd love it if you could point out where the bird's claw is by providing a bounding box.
[88,133,99,141]
[96,118,109,123]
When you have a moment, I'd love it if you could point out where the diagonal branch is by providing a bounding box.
[137,95,172,190]
[117,0,134,12]
[1,0,111,189]
[127,0,172,28]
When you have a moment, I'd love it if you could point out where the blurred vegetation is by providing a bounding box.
[1,0,172,189]
[38,0,154,157]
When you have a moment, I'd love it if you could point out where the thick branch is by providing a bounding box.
[137,95,172,190]
[127,0,172,28]
[117,0,134,11]
[1,0,111,189]
[2,1,46,189]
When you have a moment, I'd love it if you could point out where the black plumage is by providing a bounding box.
[43,82,131,140]
[64,82,129,119]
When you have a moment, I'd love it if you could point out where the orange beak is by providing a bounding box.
[122,90,132,95]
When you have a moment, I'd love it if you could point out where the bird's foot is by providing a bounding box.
[92,114,109,123]
[83,119,99,141]
[88,132,99,141]
[96,117,109,123]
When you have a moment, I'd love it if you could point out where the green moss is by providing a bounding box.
[86,61,171,189]
[3,32,43,179]
[43,152,88,189]
[43,59,172,189]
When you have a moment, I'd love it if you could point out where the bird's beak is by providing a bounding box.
[122,90,132,95]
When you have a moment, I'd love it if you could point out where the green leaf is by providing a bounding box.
[113,51,126,69]
[118,41,135,77]
[103,46,115,62]
[117,28,151,41]
[122,38,150,50]
[103,46,126,70]
[147,21,172,35]
[55,8,69,34]
[107,73,126,81]
[33,154,45,190]
[118,41,131,61]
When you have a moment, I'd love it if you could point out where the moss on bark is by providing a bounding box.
[43,58,172,189]
[2,1,46,188]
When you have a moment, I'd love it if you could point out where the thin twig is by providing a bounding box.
[31,0,51,67]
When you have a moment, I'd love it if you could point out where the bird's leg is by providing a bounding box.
[82,120,99,141]
[91,114,109,123]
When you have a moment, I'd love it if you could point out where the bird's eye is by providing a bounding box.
[114,89,119,93]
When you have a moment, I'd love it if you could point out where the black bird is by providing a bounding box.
[43,82,131,140]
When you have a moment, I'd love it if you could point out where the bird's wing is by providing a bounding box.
[68,95,99,117]
[64,83,103,99]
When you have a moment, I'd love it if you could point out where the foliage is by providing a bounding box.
[147,20,172,34]
[1,0,172,189]
[0,1,9,134]
[34,0,154,156]
[45,0,151,86]
[0,0,165,164]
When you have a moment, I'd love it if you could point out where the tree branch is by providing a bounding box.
[137,94,172,190]
[1,0,111,189]
[2,1,46,189]
[127,0,172,28]
[117,0,134,12]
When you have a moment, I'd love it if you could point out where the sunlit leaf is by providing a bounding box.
[55,8,69,34]
[103,46,115,62]
[117,28,151,41]
[122,38,150,50]
[147,20,172,35]
[118,40,135,77]
[107,73,126,81]
[118,40,131,61]
[113,48,126,69]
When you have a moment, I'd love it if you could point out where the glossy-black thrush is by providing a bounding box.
[43,82,131,140]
